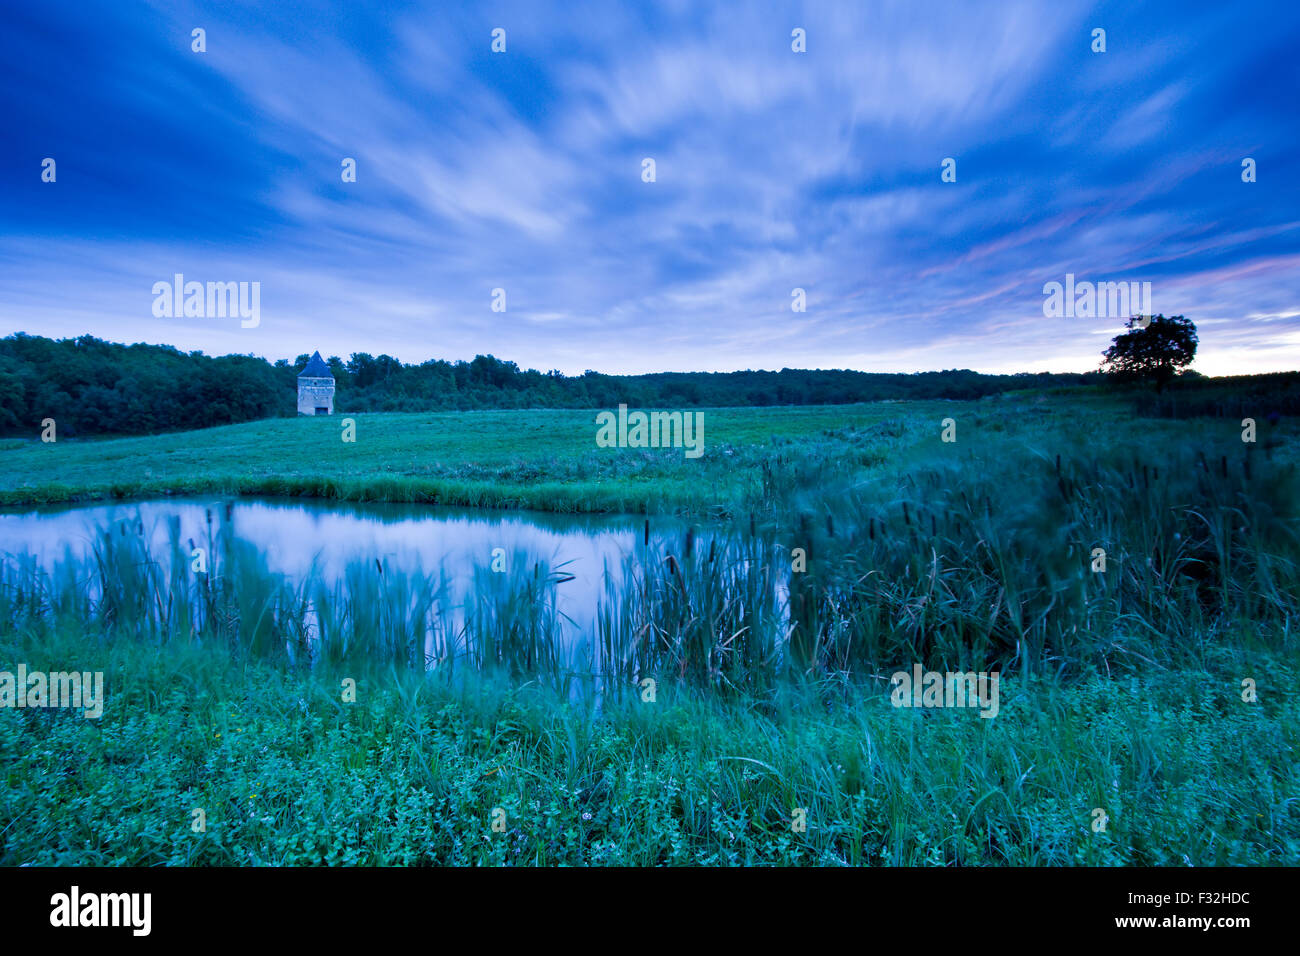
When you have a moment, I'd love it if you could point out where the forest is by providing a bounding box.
[1,331,1290,437]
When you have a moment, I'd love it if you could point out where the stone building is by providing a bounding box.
[297,351,335,415]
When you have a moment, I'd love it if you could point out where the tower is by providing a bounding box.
[296,351,335,415]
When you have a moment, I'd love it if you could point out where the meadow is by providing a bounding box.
[1,390,1297,865]
[0,392,1129,513]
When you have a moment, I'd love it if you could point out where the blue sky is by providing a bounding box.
[3,0,1298,375]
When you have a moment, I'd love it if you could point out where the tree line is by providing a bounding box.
[0,331,1156,438]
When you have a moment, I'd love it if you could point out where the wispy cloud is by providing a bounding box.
[2,0,1298,375]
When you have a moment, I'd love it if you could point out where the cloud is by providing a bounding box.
[1,0,1298,376]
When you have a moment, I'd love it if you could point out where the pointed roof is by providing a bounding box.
[298,351,333,379]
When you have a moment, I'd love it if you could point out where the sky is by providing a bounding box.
[2,0,1298,376]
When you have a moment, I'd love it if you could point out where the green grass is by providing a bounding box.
[1,629,1294,866]
[0,392,1209,515]
[2,391,1298,865]
[2,405,894,513]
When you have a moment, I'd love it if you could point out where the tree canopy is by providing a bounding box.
[1,333,1108,437]
[1101,314,1198,389]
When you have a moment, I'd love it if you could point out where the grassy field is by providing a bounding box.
[2,403,894,512]
[1,629,1292,866]
[2,390,1298,865]
[0,390,1210,514]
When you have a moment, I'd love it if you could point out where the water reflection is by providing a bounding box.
[0,497,684,647]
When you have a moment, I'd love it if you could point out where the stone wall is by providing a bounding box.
[297,377,335,415]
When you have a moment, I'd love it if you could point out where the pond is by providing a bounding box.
[0,496,751,678]
[4,492,680,593]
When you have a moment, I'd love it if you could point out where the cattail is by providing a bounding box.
[685,528,695,559]
[902,502,911,526]
[826,513,835,537]
[643,518,649,548]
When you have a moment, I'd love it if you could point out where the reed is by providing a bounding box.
[2,400,1298,866]
[3,429,1294,692]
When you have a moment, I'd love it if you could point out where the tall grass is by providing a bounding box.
[595,431,1299,689]
[3,417,1298,866]
[4,430,1294,693]
[2,624,1295,865]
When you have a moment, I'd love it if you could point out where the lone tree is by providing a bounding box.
[1100,314,1198,391]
